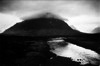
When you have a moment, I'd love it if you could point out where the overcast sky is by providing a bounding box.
[0,0,100,33]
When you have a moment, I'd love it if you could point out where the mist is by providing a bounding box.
[0,0,99,33]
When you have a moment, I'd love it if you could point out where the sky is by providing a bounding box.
[0,1,100,65]
[0,0,100,33]
[0,13,22,33]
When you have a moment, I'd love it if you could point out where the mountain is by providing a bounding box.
[92,27,100,33]
[2,14,83,37]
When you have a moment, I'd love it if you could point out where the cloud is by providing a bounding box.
[0,13,22,33]
[65,15,100,33]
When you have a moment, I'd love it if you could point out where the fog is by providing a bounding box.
[0,0,99,33]
[0,0,100,66]
[0,13,22,33]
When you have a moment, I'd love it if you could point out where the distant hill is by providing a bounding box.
[92,27,100,33]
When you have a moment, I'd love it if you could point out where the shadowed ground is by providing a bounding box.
[0,13,100,66]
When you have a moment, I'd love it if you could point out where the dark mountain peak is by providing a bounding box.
[3,14,82,37]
